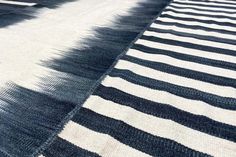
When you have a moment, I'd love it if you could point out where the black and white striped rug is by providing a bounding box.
[0,0,236,156]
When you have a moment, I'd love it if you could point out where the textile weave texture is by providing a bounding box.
[0,0,236,156]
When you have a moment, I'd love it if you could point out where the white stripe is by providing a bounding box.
[144,30,236,52]
[102,76,236,127]
[128,47,236,80]
[174,0,236,8]
[38,155,45,157]
[166,5,235,17]
[59,121,151,157]
[116,59,236,98]
[0,0,36,6]
[158,16,236,33]
[162,10,236,26]
[84,96,236,157]
[171,2,236,13]
[136,37,236,64]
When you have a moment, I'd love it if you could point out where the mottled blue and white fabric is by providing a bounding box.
[0,0,171,156]
[1,0,236,156]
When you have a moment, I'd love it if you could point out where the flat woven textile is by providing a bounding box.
[0,0,171,156]
[41,0,236,156]
[0,0,236,156]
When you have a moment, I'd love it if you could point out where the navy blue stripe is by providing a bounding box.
[0,84,76,157]
[169,3,236,14]
[109,68,236,110]
[160,13,236,29]
[0,0,78,28]
[122,55,236,90]
[132,44,236,71]
[173,1,236,10]
[94,85,236,142]
[147,26,236,46]
[164,8,236,21]
[141,34,236,57]
[184,0,236,6]
[0,12,33,28]
[155,20,236,37]
[43,137,100,157]
[72,108,210,157]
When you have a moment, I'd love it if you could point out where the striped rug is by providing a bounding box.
[1,0,236,156]
[39,0,236,156]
